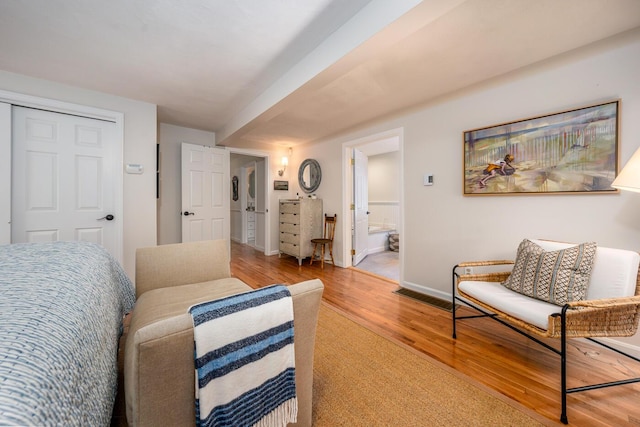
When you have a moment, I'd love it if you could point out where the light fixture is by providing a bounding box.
[612,147,640,193]
[278,148,292,176]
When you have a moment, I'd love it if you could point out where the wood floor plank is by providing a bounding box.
[231,242,640,426]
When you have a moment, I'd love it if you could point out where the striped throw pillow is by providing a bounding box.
[502,239,597,305]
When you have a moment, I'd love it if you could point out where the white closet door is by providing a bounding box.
[11,106,120,255]
[0,103,10,245]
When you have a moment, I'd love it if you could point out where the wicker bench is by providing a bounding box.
[452,239,640,424]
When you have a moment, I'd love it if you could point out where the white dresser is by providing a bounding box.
[279,198,323,265]
[246,211,255,242]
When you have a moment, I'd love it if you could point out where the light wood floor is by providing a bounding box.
[232,242,640,427]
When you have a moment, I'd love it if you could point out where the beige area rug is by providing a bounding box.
[312,304,553,426]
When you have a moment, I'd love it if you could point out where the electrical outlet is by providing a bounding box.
[464,267,473,275]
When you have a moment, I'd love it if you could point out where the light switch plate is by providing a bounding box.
[423,173,433,186]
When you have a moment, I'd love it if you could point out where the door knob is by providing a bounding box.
[97,214,114,221]
[183,211,195,216]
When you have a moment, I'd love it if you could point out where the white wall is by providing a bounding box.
[368,151,400,201]
[0,70,157,280]
[292,30,640,349]
[287,143,345,262]
[158,123,216,245]
[368,151,400,230]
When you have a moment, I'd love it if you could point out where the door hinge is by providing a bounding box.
[351,249,356,255]
[350,203,355,210]
[350,158,355,165]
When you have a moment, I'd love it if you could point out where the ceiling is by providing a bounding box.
[1,0,639,150]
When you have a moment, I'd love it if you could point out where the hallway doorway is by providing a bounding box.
[354,250,399,281]
[342,128,403,284]
[229,149,269,254]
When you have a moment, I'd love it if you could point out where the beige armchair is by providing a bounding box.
[124,240,324,427]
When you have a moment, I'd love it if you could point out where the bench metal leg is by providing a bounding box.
[451,266,458,339]
[561,307,568,424]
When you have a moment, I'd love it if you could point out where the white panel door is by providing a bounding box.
[11,106,119,254]
[181,143,230,246]
[0,103,10,245]
[352,148,369,266]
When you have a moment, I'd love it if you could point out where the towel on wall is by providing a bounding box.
[188,285,297,427]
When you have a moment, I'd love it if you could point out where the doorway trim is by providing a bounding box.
[341,127,404,282]
[0,89,125,261]
[227,147,271,256]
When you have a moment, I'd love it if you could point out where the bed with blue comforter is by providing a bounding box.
[0,241,135,426]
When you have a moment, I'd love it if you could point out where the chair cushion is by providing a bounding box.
[502,239,597,305]
[459,280,561,330]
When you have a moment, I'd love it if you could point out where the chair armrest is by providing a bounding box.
[458,272,512,283]
[457,260,515,268]
[454,260,514,283]
[124,278,324,427]
[566,295,640,309]
[547,295,640,338]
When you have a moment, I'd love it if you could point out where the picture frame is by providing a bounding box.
[274,180,288,191]
[463,100,620,196]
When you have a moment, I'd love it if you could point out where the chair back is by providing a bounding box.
[323,214,337,241]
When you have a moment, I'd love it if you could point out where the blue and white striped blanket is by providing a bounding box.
[189,285,297,427]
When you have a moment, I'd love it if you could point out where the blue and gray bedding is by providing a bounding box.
[0,241,135,426]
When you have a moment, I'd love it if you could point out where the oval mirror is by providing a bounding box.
[298,158,322,193]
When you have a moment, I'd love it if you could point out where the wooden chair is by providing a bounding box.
[310,214,337,268]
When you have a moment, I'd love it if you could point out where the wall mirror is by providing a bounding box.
[298,158,322,193]
[232,176,239,201]
[248,169,256,199]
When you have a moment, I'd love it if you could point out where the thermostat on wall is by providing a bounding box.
[125,163,144,174]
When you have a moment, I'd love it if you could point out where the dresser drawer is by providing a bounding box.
[279,241,300,256]
[279,202,301,214]
[279,213,299,224]
[248,229,255,238]
[279,222,300,234]
[280,232,299,245]
[247,221,255,230]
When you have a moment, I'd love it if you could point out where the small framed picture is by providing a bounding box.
[274,180,288,191]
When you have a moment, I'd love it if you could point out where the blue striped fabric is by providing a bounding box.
[0,241,135,426]
[190,286,291,324]
[189,285,297,427]
[195,321,294,386]
[204,369,296,426]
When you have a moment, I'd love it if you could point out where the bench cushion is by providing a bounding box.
[502,239,597,305]
[459,280,560,330]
